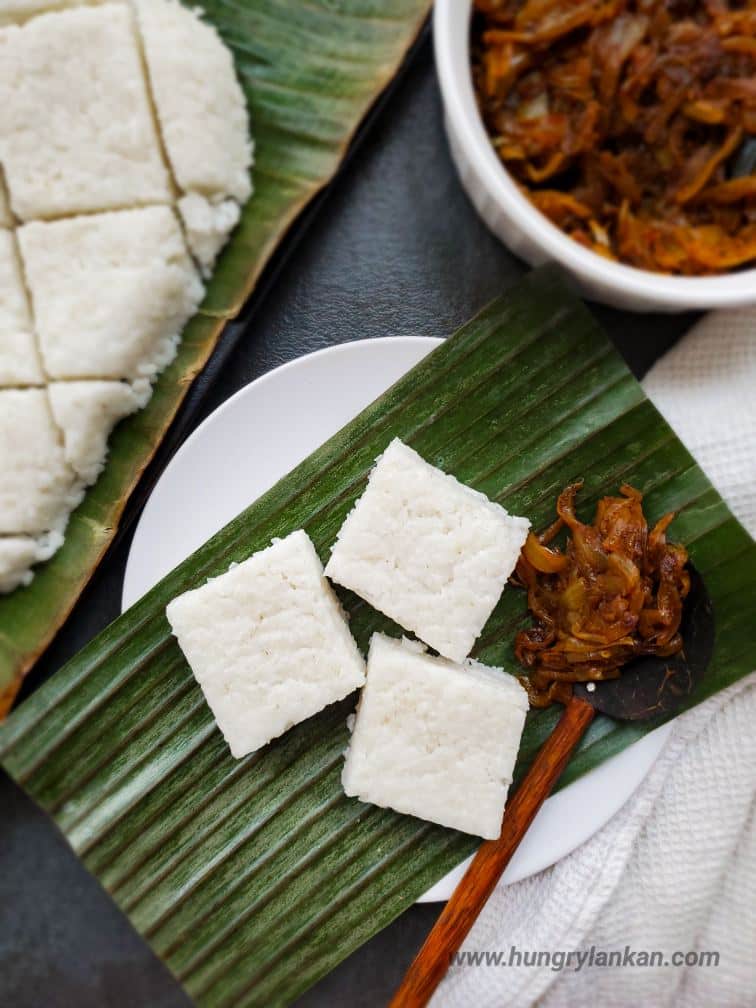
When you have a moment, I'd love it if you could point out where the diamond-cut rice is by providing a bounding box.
[0,4,171,220]
[134,0,253,205]
[0,388,77,535]
[178,193,242,277]
[342,634,529,839]
[48,381,141,483]
[0,229,44,385]
[325,438,530,663]
[18,207,204,382]
[166,530,366,759]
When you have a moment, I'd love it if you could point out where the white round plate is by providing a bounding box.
[124,336,672,902]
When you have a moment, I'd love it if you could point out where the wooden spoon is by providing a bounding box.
[390,566,714,1008]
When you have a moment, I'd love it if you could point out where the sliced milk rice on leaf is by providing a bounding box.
[27,265,201,382]
[178,193,242,277]
[134,0,253,206]
[48,381,142,484]
[0,0,428,697]
[325,438,531,663]
[166,530,365,760]
[0,229,44,385]
[18,207,204,382]
[4,270,756,1004]
[342,634,529,840]
[18,204,195,274]
[0,3,171,220]
[0,388,79,536]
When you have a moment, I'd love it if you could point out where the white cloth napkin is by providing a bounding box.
[434,309,756,1008]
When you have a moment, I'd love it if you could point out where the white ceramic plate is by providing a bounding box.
[124,336,671,902]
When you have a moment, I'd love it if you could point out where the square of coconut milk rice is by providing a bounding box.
[17,207,203,383]
[325,438,530,663]
[342,634,529,839]
[0,388,78,536]
[166,530,366,760]
[0,3,171,221]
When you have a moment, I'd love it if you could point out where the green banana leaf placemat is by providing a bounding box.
[2,267,754,1008]
[0,0,431,715]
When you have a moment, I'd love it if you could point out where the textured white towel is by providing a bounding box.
[434,309,756,1008]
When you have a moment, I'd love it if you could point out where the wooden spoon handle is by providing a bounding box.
[390,694,596,1008]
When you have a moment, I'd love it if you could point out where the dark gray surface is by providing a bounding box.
[1,38,696,1008]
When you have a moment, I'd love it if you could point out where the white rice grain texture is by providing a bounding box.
[178,193,242,277]
[342,634,529,839]
[0,529,62,591]
[18,207,204,382]
[325,439,531,663]
[0,1,104,25]
[0,536,41,592]
[0,229,44,385]
[0,388,77,535]
[0,4,171,220]
[0,172,12,226]
[48,381,141,484]
[134,0,253,205]
[166,530,366,760]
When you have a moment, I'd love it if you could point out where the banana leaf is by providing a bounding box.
[2,267,754,1008]
[0,0,431,716]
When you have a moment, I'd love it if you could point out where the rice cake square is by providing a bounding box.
[178,193,242,277]
[0,4,171,220]
[0,230,44,385]
[0,1,104,25]
[0,173,12,227]
[48,380,141,483]
[325,439,530,663]
[166,530,366,760]
[18,207,203,382]
[0,388,77,534]
[135,0,253,205]
[342,634,529,839]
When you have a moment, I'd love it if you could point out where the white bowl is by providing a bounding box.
[433,0,756,312]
